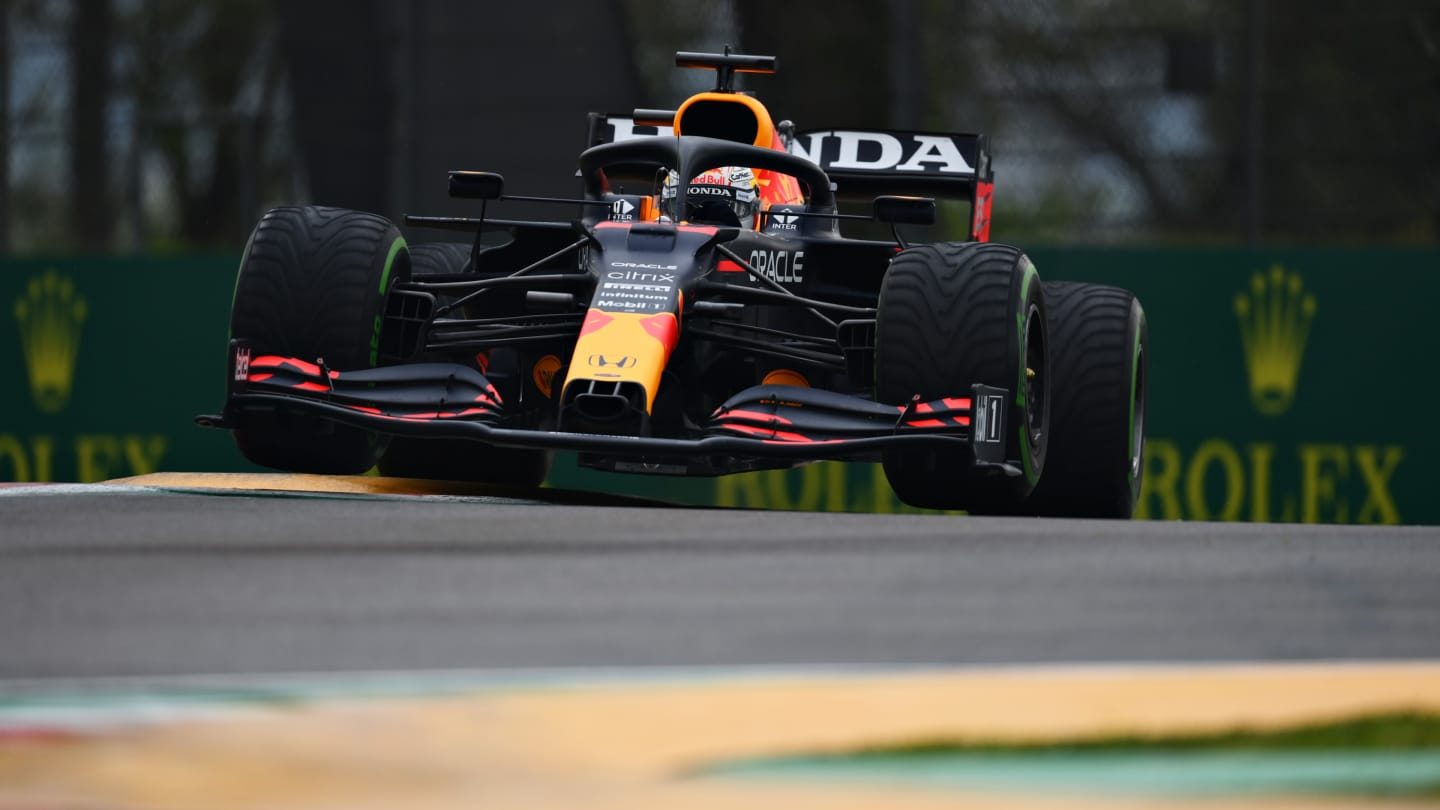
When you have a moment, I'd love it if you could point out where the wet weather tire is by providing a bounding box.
[229,206,409,474]
[876,241,1049,511]
[407,242,471,276]
[375,243,552,486]
[1022,282,1147,518]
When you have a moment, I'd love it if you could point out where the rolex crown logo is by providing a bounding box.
[1234,265,1316,417]
[14,269,88,413]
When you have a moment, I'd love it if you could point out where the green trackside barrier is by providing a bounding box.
[3,248,1436,524]
[1,256,257,482]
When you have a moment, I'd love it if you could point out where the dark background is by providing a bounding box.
[3,0,1438,253]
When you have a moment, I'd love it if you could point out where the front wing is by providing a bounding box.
[200,347,1020,478]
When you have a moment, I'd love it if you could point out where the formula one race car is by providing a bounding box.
[199,50,1148,518]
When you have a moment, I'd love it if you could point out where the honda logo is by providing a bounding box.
[588,354,637,369]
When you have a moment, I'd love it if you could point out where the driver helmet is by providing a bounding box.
[660,166,761,228]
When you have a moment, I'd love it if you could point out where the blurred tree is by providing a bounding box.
[732,0,894,128]
[0,5,9,252]
[946,2,1228,240]
[622,0,738,103]
[276,0,392,217]
[70,0,110,250]
[6,0,1433,250]
[1208,0,1440,242]
[120,0,283,247]
[930,0,1439,244]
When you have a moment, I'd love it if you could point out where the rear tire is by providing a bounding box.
[1022,282,1147,518]
[407,241,471,276]
[876,242,1049,511]
[375,242,552,486]
[229,206,410,474]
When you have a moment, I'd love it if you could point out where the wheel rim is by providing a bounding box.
[1129,344,1146,481]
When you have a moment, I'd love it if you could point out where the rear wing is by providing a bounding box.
[585,114,995,241]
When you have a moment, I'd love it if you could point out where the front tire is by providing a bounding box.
[229,206,409,474]
[375,242,552,486]
[876,242,1049,511]
[1022,282,1147,518]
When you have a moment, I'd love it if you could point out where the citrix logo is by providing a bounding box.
[606,267,677,283]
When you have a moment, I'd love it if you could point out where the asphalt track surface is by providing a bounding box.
[2,486,1438,679]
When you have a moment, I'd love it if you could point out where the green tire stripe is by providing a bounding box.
[379,236,406,295]
[1016,256,1040,486]
[1127,305,1143,484]
[369,235,407,368]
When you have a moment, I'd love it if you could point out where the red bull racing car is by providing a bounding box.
[199,50,1149,517]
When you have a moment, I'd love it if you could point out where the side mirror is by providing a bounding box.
[873,195,936,225]
[449,171,504,200]
[633,109,677,128]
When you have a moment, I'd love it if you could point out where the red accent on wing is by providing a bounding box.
[292,381,329,392]
[287,359,322,376]
[905,416,971,428]
[249,373,274,382]
[580,310,615,336]
[350,406,382,415]
[253,355,322,376]
[720,423,771,437]
[718,423,813,443]
[943,397,973,409]
[718,259,745,273]
[717,409,794,425]
[639,313,678,346]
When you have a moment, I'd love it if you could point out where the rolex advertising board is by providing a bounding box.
[1,257,255,482]
[2,249,1436,524]
[1023,248,1427,525]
